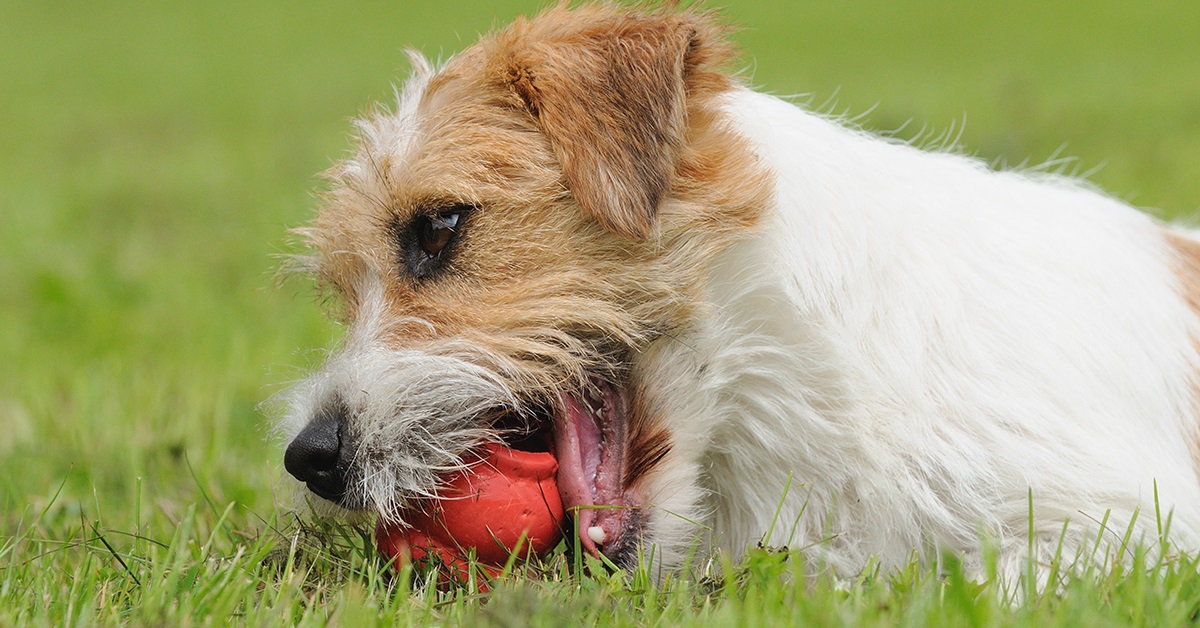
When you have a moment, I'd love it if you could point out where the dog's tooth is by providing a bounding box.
[587,526,607,545]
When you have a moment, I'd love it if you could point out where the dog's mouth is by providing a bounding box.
[478,376,639,558]
[374,376,641,567]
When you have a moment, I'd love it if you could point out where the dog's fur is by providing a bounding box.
[279,4,1200,583]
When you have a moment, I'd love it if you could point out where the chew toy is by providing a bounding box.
[375,442,565,580]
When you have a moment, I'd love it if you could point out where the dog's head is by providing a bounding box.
[279,5,769,568]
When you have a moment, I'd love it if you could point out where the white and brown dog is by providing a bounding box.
[279,4,1200,582]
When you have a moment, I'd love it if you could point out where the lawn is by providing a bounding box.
[2,0,1199,624]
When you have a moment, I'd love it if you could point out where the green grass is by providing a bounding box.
[2,0,1199,624]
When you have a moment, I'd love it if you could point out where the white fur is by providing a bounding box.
[279,276,520,522]
[633,88,1200,582]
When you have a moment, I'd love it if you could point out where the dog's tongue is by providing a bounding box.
[374,442,564,579]
[552,387,629,556]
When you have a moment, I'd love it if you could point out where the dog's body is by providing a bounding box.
[680,88,1200,577]
[280,5,1200,583]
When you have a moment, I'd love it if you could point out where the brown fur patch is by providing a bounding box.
[491,5,740,239]
[626,426,672,489]
[1164,230,1200,475]
[1167,232,1200,317]
[625,382,674,488]
[303,3,771,414]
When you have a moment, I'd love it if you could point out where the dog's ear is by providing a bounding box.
[500,12,709,239]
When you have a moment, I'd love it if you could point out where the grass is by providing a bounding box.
[2,0,1199,624]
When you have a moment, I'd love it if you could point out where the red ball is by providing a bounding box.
[375,443,565,578]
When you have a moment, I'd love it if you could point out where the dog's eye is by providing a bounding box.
[401,204,473,280]
[418,211,461,259]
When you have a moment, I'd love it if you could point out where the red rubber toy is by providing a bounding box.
[375,442,565,581]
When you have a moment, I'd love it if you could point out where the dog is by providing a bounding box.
[278,4,1200,584]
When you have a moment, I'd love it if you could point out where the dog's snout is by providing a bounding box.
[285,407,352,503]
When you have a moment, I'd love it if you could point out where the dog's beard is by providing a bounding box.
[279,324,658,564]
[279,343,517,515]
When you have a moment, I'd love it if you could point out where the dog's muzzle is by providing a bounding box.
[281,347,648,566]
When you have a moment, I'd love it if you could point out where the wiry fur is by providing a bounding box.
[279,3,1200,585]
[276,278,520,522]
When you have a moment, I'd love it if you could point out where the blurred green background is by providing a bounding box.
[1,0,1198,539]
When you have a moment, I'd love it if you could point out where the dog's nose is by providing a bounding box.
[284,410,350,502]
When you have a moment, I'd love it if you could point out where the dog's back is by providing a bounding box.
[672,87,1200,576]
